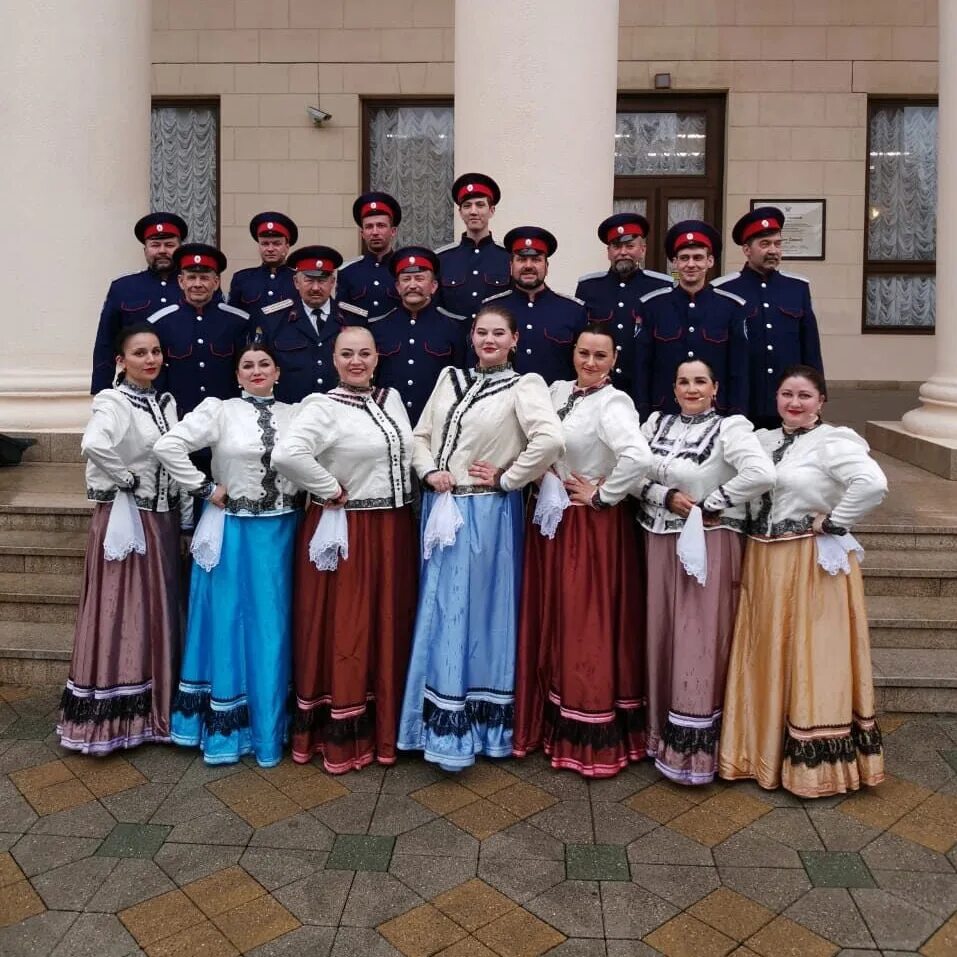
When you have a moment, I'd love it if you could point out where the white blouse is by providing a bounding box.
[153,394,301,516]
[748,423,888,540]
[271,385,413,510]
[636,410,775,534]
[412,366,564,494]
[82,382,184,516]
[549,380,651,506]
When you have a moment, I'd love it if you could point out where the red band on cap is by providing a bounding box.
[257,220,291,239]
[395,254,432,274]
[361,201,395,220]
[296,258,334,274]
[674,231,712,253]
[510,236,548,255]
[741,217,782,242]
[605,222,643,243]
[456,182,494,203]
[144,222,181,239]
[182,253,218,270]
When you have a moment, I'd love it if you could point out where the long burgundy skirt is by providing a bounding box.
[514,502,646,777]
[292,504,417,773]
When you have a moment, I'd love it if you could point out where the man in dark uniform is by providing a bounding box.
[90,212,187,393]
[336,191,402,315]
[634,221,749,420]
[368,246,467,422]
[226,211,298,310]
[712,206,824,428]
[575,212,673,396]
[254,245,368,402]
[435,173,510,320]
[483,227,586,384]
[146,244,250,416]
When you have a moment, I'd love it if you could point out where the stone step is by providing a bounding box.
[855,524,957,551]
[866,595,957,650]
[0,572,80,625]
[0,621,74,685]
[861,548,957,597]
[873,648,957,713]
[0,529,88,575]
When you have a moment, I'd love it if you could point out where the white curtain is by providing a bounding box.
[615,112,706,176]
[865,275,935,329]
[368,105,454,249]
[150,105,218,245]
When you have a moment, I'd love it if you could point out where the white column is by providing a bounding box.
[453,0,620,295]
[0,0,152,431]
[902,0,957,437]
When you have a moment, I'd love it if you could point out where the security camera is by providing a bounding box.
[307,106,332,124]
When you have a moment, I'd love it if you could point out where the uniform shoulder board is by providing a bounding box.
[437,306,467,322]
[553,291,585,305]
[219,302,251,320]
[481,290,512,304]
[339,256,362,270]
[434,241,459,255]
[778,269,810,283]
[338,301,368,318]
[146,303,178,324]
[367,308,397,324]
[639,286,672,304]
[260,297,294,315]
[643,269,675,283]
[710,272,740,287]
[713,288,746,306]
[576,270,606,283]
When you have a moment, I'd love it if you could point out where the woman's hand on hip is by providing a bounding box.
[468,460,503,488]
[425,470,456,493]
[564,472,600,507]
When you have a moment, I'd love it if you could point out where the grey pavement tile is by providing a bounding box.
[525,880,604,938]
[311,790,378,834]
[801,851,876,888]
[0,832,19,851]
[499,752,552,780]
[749,808,825,851]
[98,782,174,824]
[94,822,170,859]
[806,808,883,852]
[0,740,57,774]
[332,763,387,793]
[940,749,957,774]
[31,856,118,910]
[528,799,594,843]
[717,865,813,912]
[850,887,945,951]
[247,924,336,957]
[49,912,138,957]
[543,940,608,956]
[339,871,423,927]
[367,793,438,836]
[605,943,662,957]
[586,769,649,803]
[591,803,657,846]
[164,808,253,845]
[719,779,804,808]
[481,821,565,860]
[477,857,565,905]
[148,783,226,825]
[0,910,77,957]
[390,853,477,899]
[273,869,354,925]
[330,926,403,957]
[393,817,479,859]
[10,834,101,878]
[860,832,956,873]
[884,720,955,754]
[83,858,175,913]
[175,757,243,789]
[713,828,804,869]
[128,745,196,784]
[0,776,39,832]
[152,841,244,885]
[833,950,880,956]
[871,868,957,919]
[628,863,721,909]
[566,844,630,882]
[599,881,678,940]
[29,800,116,839]
[784,888,876,948]
[249,810,335,851]
[2,715,54,740]
[881,757,954,792]
[240,847,328,891]
[380,759,444,795]
[525,768,591,801]
[326,833,395,872]
[626,826,713,866]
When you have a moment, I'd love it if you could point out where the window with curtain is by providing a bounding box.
[150,100,219,246]
[363,100,454,249]
[864,99,937,333]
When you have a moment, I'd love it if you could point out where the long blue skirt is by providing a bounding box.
[171,511,297,767]
[397,491,524,770]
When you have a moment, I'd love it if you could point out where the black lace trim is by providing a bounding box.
[293,698,375,744]
[783,720,884,768]
[422,696,513,737]
[648,412,723,464]
[59,686,152,725]
[555,381,611,421]
[172,688,252,737]
[543,698,645,750]
[87,486,182,511]
[226,400,282,514]
[660,714,721,756]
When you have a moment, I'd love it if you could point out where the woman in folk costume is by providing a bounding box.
[720,365,887,797]
[513,324,652,777]
[636,359,774,785]
[271,326,416,773]
[397,303,564,771]
[153,340,301,768]
[58,325,188,754]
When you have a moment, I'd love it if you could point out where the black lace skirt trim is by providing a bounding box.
[172,688,251,737]
[293,698,376,744]
[660,714,721,757]
[784,720,884,768]
[59,687,152,725]
[543,698,646,750]
[422,697,513,737]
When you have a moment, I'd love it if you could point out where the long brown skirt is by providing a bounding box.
[57,504,182,754]
[718,536,884,798]
[513,504,646,777]
[645,528,744,785]
[292,504,417,773]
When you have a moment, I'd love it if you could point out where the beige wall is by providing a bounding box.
[151,0,940,382]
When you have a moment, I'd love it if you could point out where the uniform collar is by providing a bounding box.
[674,283,709,302]
[510,283,551,302]
[460,233,496,249]
[364,249,395,266]
[743,264,778,281]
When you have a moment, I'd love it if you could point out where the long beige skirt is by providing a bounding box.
[718,536,884,798]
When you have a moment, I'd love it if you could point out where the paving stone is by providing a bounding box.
[411,779,481,816]
[332,763,387,794]
[849,888,944,951]
[688,887,776,941]
[49,912,138,957]
[629,863,721,909]
[920,912,957,957]
[99,782,174,824]
[339,871,422,927]
[566,844,629,882]
[458,760,522,798]
[599,881,678,939]
[95,822,171,859]
[142,918,237,956]
[10,834,101,878]
[730,781,803,809]
[523,768,590,802]
[432,877,516,932]
[0,910,77,957]
[28,799,116,839]
[176,759,243,790]
[525,880,603,939]
[393,817,479,859]
[744,914,838,957]
[311,790,378,834]
[368,794,438,836]
[182,865,266,918]
[800,852,876,889]
[941,749,957,774]
[473,906,566,957]
[626,826,713,867]
[0,779,39,833]
[805,810,882,852]
[0,878,44,931]
[247,924,335,956]
[128,744,196,784]
[487,781,558,821]
[165,809,254,846]
[784,889,876,949]
[712,828,804,870]
[541,941,607,957]
[240,847,328,891]
[380,759,444,796]
[378,902,467,956]
[434,937,500,957]
[0,740,58,775]
[644,912,737,957]
[390,853,478,899]
[83,858,176,913]
[326,833,395,872]
[330,926,404,956]
[871,868,957,919]
[717,867,813,913]
[211,893,300,953]
[447,797,520,839]
[591,802,657,846]
[527,800,593,843]
[149,785,229,826]
[586,768,650,803]
[30,855,117,910]
[248,810,335,850]
[605,943,663,957]
[748,809,825,851]
[272,869,353,925]
[859,832,954,873]
[153,842,245,886]
[477,857,566,905]
[481,822,565,861]
[624,783,695,825]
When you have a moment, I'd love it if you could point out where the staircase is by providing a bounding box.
[0,439,955,712]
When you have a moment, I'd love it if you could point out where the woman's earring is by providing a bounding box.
[112,362,123,388]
